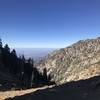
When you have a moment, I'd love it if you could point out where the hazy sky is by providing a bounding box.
[0,0,100,48]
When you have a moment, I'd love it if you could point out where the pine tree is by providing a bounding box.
[0,38,2,48]
[43,68,48,83]
[11,49,17,57]
[4,44,10,53]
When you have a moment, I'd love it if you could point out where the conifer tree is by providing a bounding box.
[0,38,2,48]
[4,44,10,53]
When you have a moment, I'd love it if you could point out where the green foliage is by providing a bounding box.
[4,44,10,53]
[0,38,2,47]
[0,38,52,90]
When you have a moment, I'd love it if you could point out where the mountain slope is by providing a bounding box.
[39,37,100,84]
[5,75,100,100]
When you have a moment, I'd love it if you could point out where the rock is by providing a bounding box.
[38,37,100,85]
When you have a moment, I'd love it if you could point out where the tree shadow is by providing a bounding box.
[5,75,100,100]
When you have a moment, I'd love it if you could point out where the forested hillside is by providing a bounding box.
[0,38,51,91]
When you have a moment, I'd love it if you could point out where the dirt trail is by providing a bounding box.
[1,76,100,100]
[0,86,54,100]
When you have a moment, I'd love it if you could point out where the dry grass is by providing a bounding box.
[0,85,54,100]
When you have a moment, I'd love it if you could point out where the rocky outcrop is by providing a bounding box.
[39,37,100,84]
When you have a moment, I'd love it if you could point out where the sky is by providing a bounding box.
[0,0,100,48]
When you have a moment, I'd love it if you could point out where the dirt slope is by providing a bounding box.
[5,75,100,100]
[0,86,54,100]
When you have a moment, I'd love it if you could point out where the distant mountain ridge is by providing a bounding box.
[15,48,57,59]
[39,37,100,84]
